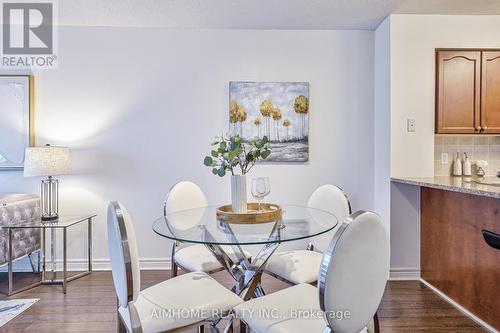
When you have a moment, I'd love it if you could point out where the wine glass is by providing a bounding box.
[252,177,271,211]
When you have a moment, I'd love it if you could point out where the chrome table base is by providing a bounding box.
[204,220,282,300]
[3,216,93,296]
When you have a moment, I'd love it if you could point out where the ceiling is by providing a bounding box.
[59,0,500,30]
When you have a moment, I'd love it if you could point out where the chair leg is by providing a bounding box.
[373,312,380,333]
[27,253,37,273]
[225,320,234,333]
[239,320,248,333]
[208,324,220,333]
[171,243,178,277]
[367,312,380,333]
[118,312,127,333]
[37,250,41,273]
[171,260,178,277]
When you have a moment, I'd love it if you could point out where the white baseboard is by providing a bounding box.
[389,267,420,280]
[66,258,172,271]
[9,260,422,279]
[420,279,499,333]
[1,257,172,272]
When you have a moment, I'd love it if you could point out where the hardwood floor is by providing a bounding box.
[0,270,487,332]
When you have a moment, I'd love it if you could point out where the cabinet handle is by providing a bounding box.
[476,126,482,132]
[483,230,500,250]
[483,126,488,131]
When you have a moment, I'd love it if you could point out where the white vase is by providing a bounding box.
[231,175,247,213]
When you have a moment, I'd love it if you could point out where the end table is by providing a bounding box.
[2,214,96,295]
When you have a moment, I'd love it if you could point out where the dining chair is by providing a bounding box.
[264,184,351,285]
[234,210,390,333]
[165,181,252,277]
[107,201,243,333]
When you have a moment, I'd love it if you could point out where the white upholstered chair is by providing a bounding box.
[165,181,251,276]
[265,185,351,285]
[107,201,243,333]
[234,210,390,333]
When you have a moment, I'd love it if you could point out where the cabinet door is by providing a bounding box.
[436,51,481,134]
[481,51,500,134]
[421,188,500,330]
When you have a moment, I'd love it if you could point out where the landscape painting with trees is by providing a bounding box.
[229,81,309,162]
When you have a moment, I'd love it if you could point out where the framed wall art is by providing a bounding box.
[0,75,34,170]
[229,81,309,162]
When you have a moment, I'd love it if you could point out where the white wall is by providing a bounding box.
[388,15,500,275]
[390,182,420,275]
[374,17,391,228]
[0,27,375,266]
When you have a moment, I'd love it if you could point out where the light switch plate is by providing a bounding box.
[407,119,416,132]
[441,153,449,165]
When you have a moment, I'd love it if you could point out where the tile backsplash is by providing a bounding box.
[434,135,500,176]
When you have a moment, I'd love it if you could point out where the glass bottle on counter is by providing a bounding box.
[453,151,462,176]
[463,152,472,177]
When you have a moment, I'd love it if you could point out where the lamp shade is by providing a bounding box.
[24,146,72,177]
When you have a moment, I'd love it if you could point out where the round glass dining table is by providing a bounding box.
[153,204,338,300]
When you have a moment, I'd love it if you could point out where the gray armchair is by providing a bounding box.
[0,194,41,269]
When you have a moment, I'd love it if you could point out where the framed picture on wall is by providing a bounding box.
[229,81,309,162]
[0,75,34,170]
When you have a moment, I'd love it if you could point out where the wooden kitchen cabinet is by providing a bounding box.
[436,50,481,134]
[436,49,500,134]
[481,51,500,133]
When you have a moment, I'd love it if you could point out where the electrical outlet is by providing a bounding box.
[441,153,449,165]
[407,119,416,132]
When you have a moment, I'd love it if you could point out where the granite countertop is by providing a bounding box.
[391,176,500,199]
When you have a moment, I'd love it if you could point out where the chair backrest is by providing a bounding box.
[164,181,208,229]
[107,201,141,309]
[307,184,351,252]
[318,210,390,333]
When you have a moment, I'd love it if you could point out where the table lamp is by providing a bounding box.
[24,144,72,221]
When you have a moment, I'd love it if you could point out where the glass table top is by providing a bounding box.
[1,215,97,229]
[152,204,338,245]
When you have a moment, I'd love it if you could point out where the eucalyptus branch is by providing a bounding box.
[246,160,257,174]
[204,134,271,177]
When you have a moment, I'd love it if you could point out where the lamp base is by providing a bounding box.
[41,177,59,221]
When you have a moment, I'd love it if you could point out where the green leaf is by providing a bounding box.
[211,150,218,157]
[255,140,264,149]
[261,150,271,159]
[234,147,243,157]
[204,156,213,166]
[212,168,218,175]
[220,141,227,150]
[229,149,242,160]
[230,139,241,151]
[217,167,226,177]
[262,136,269,144]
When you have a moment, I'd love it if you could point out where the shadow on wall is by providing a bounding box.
[390,182,420,274]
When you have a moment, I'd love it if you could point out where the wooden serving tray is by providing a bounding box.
[216,203,282,224]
